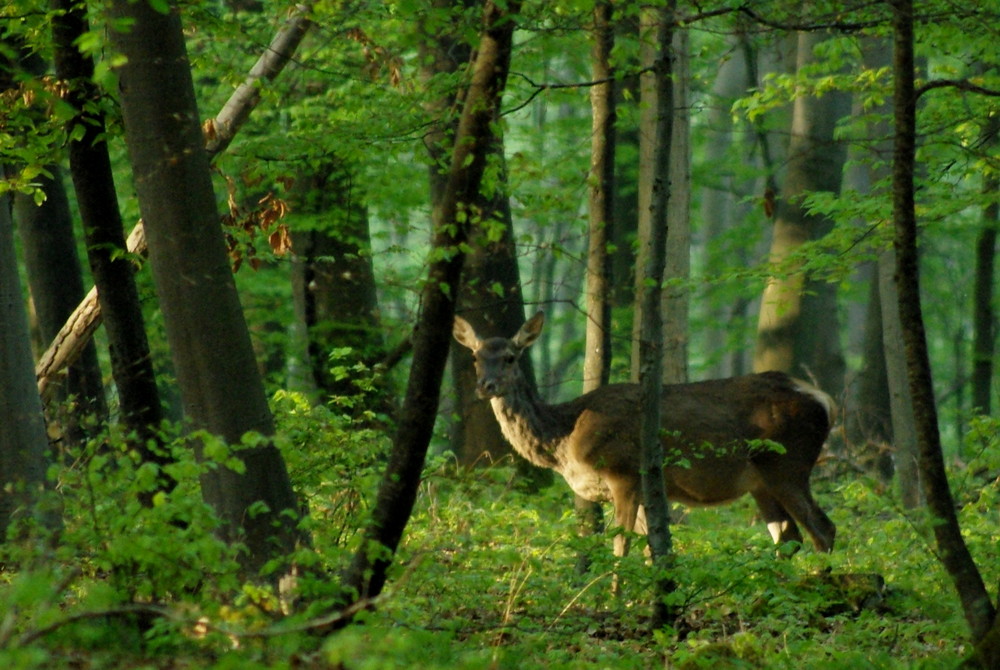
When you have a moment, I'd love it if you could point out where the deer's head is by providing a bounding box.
[453,311,545,399]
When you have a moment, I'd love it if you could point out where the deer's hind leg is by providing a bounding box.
[758,476,836,553]
[751,489,804,551]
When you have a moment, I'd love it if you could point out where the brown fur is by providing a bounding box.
[453,312,836,556]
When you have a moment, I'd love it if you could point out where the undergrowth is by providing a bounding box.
[0,400,996,669]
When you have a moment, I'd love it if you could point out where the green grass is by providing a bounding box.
[2,417,996,669]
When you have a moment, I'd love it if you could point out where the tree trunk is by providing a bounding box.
[0,167,54,537]
[661,27,690,385]
[34,5,313,396]
[576,0,617,563]
[879,245,920,505]
[698,32,760,379]
[289,161,385,413]
[340,0,520,608]
[753,30,849,397]
[52,0,169,489]
[6,43,106,440]
[13,169,107,436]
[971,111,998,416]
[420,2,539,476]
[850,37,920,504]
[108,0,302,573]
[453,183,540,475]
[635,3,677,629]
[891,1,997,661]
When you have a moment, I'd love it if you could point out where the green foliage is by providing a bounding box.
[2,415,997,667]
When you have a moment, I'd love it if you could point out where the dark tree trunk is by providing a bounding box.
[108,0,302,573]
[341,0,519,608]
[0,167,54,538]
[52,0,168,488]
[13,169,107,437]
[971,111,998,416]
[33,5,312,398]
[6,43,106,440]
[891,1,997,662]
[289,161,385,413]
[635,3,677,629]
[452,183,537,470]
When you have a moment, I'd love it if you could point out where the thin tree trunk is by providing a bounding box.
[340,0,520,608]
[971,111,998,415]
[6,43,106,437]
[635,2,677,629]
[661,27,689,384]
[577,0,616,562]
[108,0,302,574]
[891,1,997,659]
[850,37,921,505]
[879,246,920,505]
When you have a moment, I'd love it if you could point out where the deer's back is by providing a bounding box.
[559,371,831,502]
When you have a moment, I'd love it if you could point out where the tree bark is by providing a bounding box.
[13,168,107,433]
[576,0,617,562]
[0,167,54,537]
[891,0,997,659]
[340,0,520,607]
[753,30,849,397]
[35,4,313,395]
[5,43,106,438]
[108,0,302,573]
[289,161,385,412]
[971,110,998,416]
[635,2,677,629]
[661,28,690,385]
[52,0,168,486]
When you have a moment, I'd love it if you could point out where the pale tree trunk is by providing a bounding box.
[108,0,302,574]
[753,30,849,398]
[698,33,757,379]
[661,27,690,384]
[891,3,997,664]
[635,2,677,628]
[577,0,616,560]
[340,0,520,609]
[0,168,54,538]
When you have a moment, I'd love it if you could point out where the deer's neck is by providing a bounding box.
[489,384,575,471]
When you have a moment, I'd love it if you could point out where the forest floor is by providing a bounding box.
[3,440,996,669]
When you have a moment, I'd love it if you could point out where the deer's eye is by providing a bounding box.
[505,353,516,364]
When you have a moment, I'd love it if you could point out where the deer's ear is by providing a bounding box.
[453,315,480,351]
[513,311,545,350]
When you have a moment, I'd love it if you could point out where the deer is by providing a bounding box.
[453,311,836,560]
